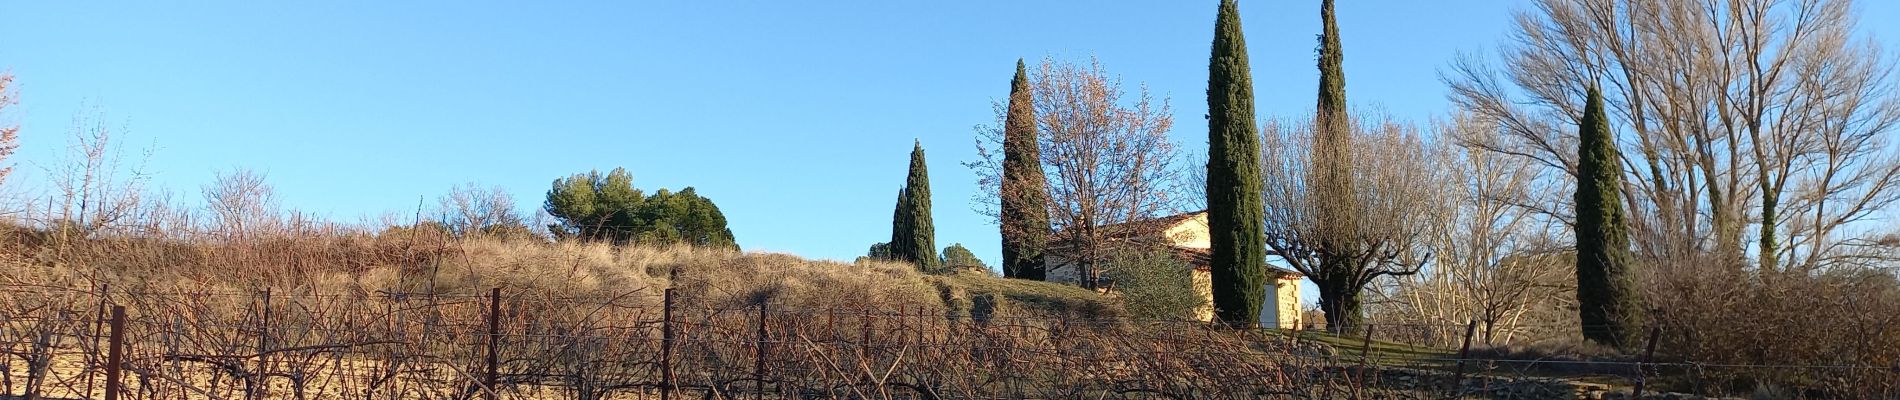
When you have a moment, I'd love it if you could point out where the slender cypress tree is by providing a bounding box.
[888,187,910,261]
[892,140,939,270]
[1316,0,1346,124]
[1206,0,1268,327]
[1311,0,1367,332]
[1574,87,1639,347]
[1001,59,1051,280]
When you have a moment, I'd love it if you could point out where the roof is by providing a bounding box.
[1047,210,1304,279]
[1049,210,1206,248]
[1169,246,1305,278]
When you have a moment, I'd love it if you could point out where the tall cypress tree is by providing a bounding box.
[892,140,939,271]
[1316,0,1346,123]
[888,187,910,261]
[1206,0,1268,327]
[1001,59,1051,280]
[1311,0,1367,332]
[1574,87,1639,347]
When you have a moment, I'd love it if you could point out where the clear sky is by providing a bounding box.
[3,1,1897,302]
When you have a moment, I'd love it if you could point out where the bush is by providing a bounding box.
[1643,257,1900,397]
[1104,248,1204,321]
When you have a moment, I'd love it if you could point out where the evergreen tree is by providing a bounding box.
[1310,0,1368,332]
[888,187,910,261]
[544,168,736,249]
[1316,0,1347,127]
[1000,59,1052,280]
[890,141,939,270]
[1574,87,1640,347]
[865,242,893,261]
[1205,0,1269,327]
[940,243,986,270]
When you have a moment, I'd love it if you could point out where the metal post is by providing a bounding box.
[1356,324,1375,399]
[252,288,271,400]
[1451,320,1477,396]
[85,283,109,398]
[661,288,676,400]
[104,306,125,400]
[1632,327,1662,398]
[486,287,500,400]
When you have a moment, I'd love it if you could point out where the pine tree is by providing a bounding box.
[1205,0,1268,328]
[940,243,986,270]
[1000,59,1051,280]
[1574,87,1640,347]
[891,141,939,271]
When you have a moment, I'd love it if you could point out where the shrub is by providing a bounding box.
[1104,248,1204,321]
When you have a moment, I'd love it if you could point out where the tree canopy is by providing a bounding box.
[543,168,737,249]
[941,243,986,270]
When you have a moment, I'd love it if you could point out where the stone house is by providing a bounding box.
[1045,211,1305,329]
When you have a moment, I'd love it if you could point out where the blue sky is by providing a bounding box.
[3,1,1897,301]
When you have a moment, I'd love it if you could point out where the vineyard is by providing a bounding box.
[7,281,1893,400]
[0,282,1601,400]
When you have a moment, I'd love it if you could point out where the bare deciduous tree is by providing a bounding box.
[1374,114,1575,345]
[45,105,150,239]
[969,57,1182,288]
[437,182,525,238]
[202,168,280,242]
[0,73,19,189]
[1261,113,1441,330]
[1445,0,1900,274]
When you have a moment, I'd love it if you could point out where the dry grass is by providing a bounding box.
[0,225,1441,400]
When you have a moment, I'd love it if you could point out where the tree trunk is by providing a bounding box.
[1317,274,1363,334]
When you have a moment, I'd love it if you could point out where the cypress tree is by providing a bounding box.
[888,187,910,261]
[1574,87,1640,347]
[1316,0,1346,124]
[1206,0,1268,327]
[892,140,939,271]
[1001,59,1051,280]
[1312,0,1366,332]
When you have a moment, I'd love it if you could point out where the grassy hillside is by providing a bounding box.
[0,225,1120,321]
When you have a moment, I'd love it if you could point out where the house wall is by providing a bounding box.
[1045,253,1084,285]
[1191,269,1301,329]
[1161,214,1212,249]
[1258,277,1302,329]
[1043,212,1301,329]
[1192,269,1214,322]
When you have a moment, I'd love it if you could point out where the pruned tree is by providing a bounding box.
[972,57,1181,290]
[1261,113,1442,332]
[1445,0,1900,274]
